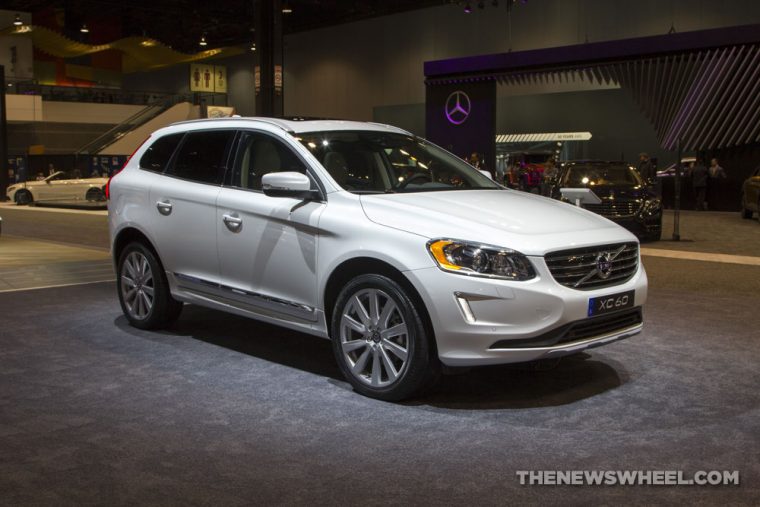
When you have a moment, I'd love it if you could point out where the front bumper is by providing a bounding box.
[614,216,662,238]
[405,255,648,366]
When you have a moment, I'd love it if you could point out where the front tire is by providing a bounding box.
[330,274,439,401]
[117,242,183,330]
[15,190,32,205]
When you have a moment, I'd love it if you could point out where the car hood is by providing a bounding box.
[360,189,637,256]
[585,185,653,200]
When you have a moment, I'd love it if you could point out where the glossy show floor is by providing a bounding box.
[1,204,759,505]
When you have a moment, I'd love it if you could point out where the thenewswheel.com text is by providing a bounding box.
[516,470,739,486]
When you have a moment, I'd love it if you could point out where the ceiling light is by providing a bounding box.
[464,2,472,13]
[199,34,207,46]
[80,23,89,33]
[282,3,293,14]
[13,14,23,26]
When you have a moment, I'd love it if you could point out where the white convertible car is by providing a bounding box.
[6,172,109,205]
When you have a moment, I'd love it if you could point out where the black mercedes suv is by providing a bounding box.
[550,160,662,241]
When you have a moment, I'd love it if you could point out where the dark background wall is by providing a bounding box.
[426,81,496,170]
[496,89,674,166]
[376,89,675,165]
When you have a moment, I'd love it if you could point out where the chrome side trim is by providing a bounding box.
[174,272,316,321]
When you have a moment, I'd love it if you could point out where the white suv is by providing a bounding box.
[108,118,647,400]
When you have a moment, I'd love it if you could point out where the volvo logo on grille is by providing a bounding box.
[572,244,628,288]
[596,252,614,279]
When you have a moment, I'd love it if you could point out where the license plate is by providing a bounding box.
[588,290,635,317]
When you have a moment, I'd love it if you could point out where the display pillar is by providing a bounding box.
[425,80,496,173]
[0,65,8,200]
[254,0,284,117]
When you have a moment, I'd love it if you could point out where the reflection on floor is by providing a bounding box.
[0,236,113,292]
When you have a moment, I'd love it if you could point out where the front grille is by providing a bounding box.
[545,242,639,290]
[584,199,641,217]
[489,308,642,349]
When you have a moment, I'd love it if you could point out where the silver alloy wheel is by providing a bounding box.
[120,251,155,320]
[339,288,409,388]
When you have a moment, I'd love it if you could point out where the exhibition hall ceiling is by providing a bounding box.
[2,0,458,53]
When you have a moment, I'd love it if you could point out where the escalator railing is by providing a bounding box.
[76,94,191,155]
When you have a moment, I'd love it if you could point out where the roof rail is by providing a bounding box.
[169,116,295,133]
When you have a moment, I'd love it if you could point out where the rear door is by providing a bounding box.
[39,172,74,201]
[148,129,235,288]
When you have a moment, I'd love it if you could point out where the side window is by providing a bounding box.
[228,131,307,191]
[139,133,184,173]
[166,130,235,185]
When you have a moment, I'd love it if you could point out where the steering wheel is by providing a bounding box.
[398,172,431,189]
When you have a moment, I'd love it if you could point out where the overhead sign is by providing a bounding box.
[214,66,227,93]
[495,132,593,143]
[207,106,235,118]
[190,64,227,93]
[255,65,283,95]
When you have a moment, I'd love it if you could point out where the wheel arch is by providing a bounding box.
[323,257,436,351]
[14,187,33,202]
[112,226,161,267]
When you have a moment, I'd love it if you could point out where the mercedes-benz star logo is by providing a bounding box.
[445,90,471,125]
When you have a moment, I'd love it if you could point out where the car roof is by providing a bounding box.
[168,117,412,136]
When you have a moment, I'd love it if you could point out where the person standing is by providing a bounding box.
[469,152,493,179]
[708,158,726,179]
[541,159,558,197]
[707,157,727,211]
[637,152,655,183]
[691,159,708,211]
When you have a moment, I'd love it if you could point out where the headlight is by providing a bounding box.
[427,239,536,281]
[641,198,661,215]
[7,185,17,193]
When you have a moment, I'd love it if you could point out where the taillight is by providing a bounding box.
[106,136,150,200]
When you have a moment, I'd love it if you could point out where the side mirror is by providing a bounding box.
[262,172,320,200]
[478,169,493,180]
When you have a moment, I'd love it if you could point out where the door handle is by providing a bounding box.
[156,200,173,216]
[222,213,243,232]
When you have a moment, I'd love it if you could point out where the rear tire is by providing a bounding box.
[86,187,105,202]
[330,274,439,401]
[15,190,32,205]
[117,242,183,330]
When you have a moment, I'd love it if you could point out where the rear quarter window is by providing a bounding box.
[139,133,184,173]
[166,130,235,185]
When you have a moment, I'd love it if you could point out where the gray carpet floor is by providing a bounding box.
[1,254,759,505]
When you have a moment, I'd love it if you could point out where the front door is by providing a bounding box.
[216,130,325,322]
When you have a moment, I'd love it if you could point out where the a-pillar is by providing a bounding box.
[254,0,284,117]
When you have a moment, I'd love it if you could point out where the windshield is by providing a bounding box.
[297,131,500,193]
[563,164,642,187]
